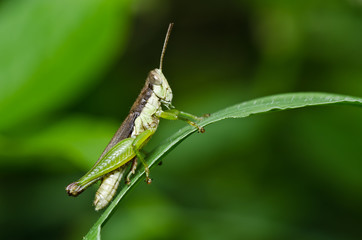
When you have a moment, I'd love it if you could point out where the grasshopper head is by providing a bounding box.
[148,68,173,108]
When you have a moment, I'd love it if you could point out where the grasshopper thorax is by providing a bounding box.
[148,68,173,109]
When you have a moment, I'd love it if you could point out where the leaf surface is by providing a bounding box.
[84,92,362,239]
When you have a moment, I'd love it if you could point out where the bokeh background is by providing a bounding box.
[0,0,361,239]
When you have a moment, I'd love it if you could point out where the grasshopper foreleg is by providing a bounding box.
[157,109,208,133]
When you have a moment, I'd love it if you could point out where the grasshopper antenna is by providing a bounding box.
[159,23,174,71]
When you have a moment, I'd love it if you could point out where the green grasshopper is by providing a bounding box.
[66,23,207,210]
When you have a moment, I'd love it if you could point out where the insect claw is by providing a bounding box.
[195,124,205,133]
[186,120,205,133]
[197,126,205,133]
[145,177,152,184]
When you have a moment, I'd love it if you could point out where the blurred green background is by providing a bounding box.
[0,0,361,239]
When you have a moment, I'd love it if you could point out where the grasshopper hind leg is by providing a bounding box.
[66,182,84,196]
[134,151,151,184]
[126,148,151,184]
[128,128,156,184]
[126,158,138,184]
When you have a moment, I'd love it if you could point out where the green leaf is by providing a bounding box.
[0,0,131,131]
[84,225,101,240]
[84,92,362,239]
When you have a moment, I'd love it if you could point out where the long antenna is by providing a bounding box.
[159,23,174,71]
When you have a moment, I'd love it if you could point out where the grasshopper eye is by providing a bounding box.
[149,71,162,85]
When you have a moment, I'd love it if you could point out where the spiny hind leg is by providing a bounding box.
[135,151,151,184]
[126,158,138,185]
[126,149,150,184]
[129,128,156,184]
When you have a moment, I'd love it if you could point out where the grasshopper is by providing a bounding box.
[66,23,207,210]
